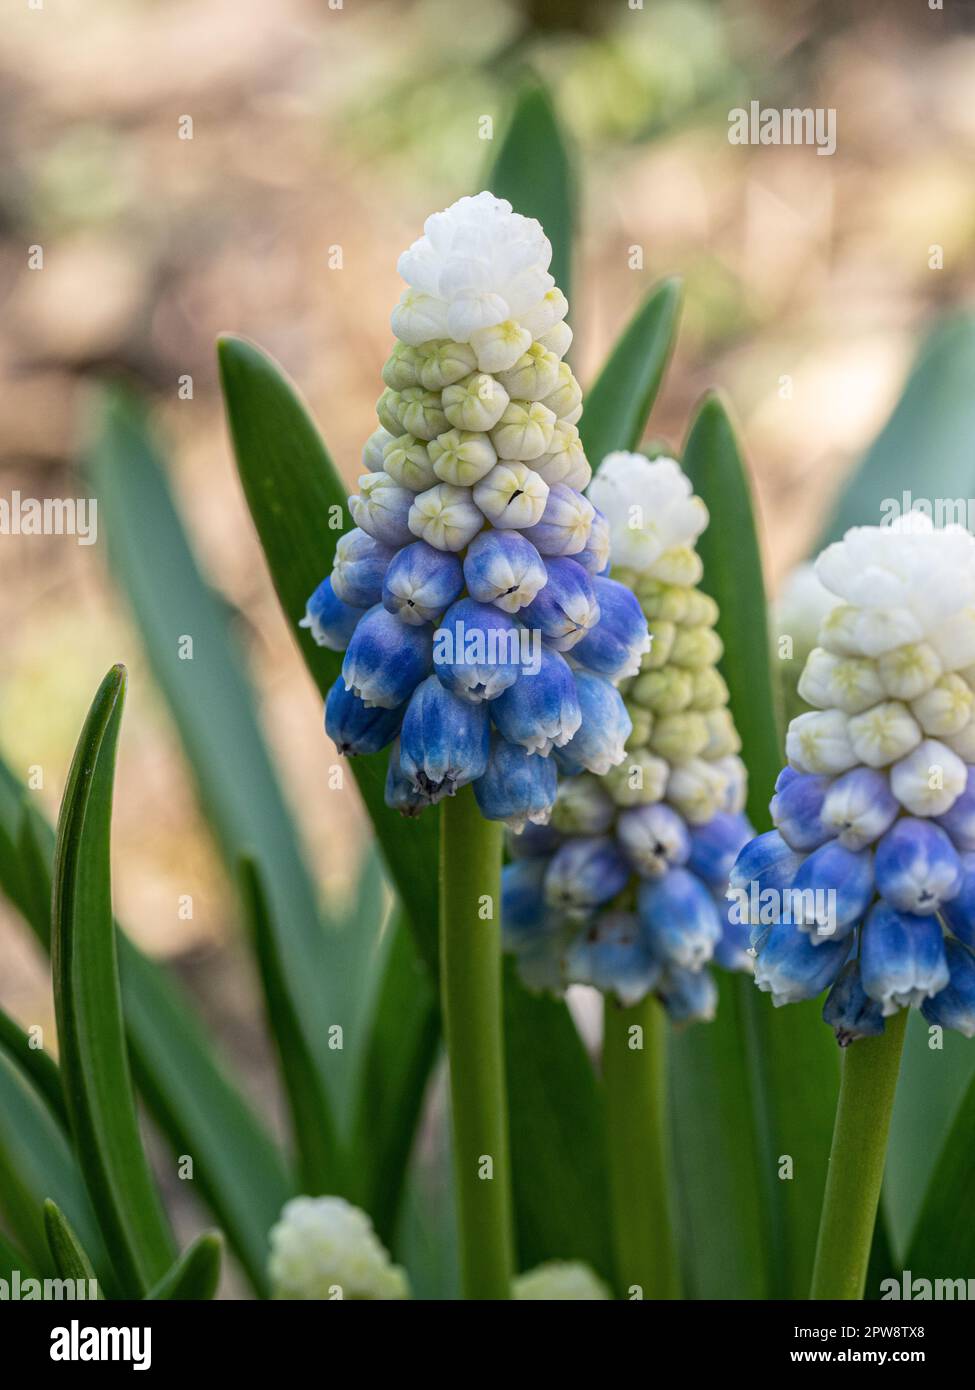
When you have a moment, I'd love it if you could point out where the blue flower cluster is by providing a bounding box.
[732,764,975,1043]
[302,197,649,827]
[500,453,754,1022]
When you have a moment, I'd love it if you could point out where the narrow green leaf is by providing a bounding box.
[0,754,291,1298]
[905,1052,975,1282]
[487,80,575,305]
[668,976,771,1298]
[240,856,340,1194]
[217,334,440,971]
[681,393,840,1298]
[52,665,175,1294]
[0,1228,35,1283]
[350,916,440,1246]
[502,963,614,1281]
[0,1051,113,1288]
[146,1231,223,1301]
[0,1001,67,1130]
[86,388,345,1105]
[579,279,683,469]
[218,335,614,1269]
[43,1199,101,1290]
[817,314,975,547]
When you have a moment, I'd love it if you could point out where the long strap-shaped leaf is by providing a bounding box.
[145,1231,223,1300]
[43,1199,101,1291]
[0,760,291,1297]
[906,1048,975,1281]
[579,278,683,467]
[681,394,840,1298]
[52,665,175,1295]
[0,1003,67,1129]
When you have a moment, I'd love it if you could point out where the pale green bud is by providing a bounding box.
[604,750,669,807]
[382,434,438,492]
[490,400,557,461]
[650,711,709,761]
[670,625,723,670]
[641,620,676,669]
[631,666,693,716]
[469,319,532,374]
[269,1196,410,1301]
[408,482,484,552]
[473,462,549,529]
[496,344,562,401]
[797,647,885,715]
[945,717,975,761]
[651,546,703,587]
[550,774,616,835]
[818,603,862,657]
[540,361,583,423]
[625,703,654,748]
[701,707,741,758]
[519,287,569,337]
[877,641,943,702]
[376,387,402,434]
[911,672,975,737]
[537,319,572,359]
[381,343,422,391]
[786,708,859,774]
[688,666,729,711]
[417,339,477,391]
[890,738,967,816]
[683,590,719,627]
[442,372,510,432]
[845,700,922,769]
[362,426,394,471]
[428,428,498,487]
[666,757,729,825]
[396,386,448,442]
[528,420,589,487]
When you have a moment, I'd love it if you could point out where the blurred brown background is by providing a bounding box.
[2,0,974,1139]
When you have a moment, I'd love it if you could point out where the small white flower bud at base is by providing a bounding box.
[268,1196,410,1300]
[701,707,741,759]
[513,1260,610,1301]
[798,647,882,713]
[442,372,510,432]
[666,757,729,825]
[428,428,498,487]
[528,420,587,485]
[911,673,974,736]
[889,738,967,816]
[845,700,922,769]
[490,401,557,461]
[496,344,562,401]
[417,339,477,391]
[651,547,704,588]
[927,609,975,671]
[669,625,723,670]
[633,666,693,715]
[473,462,549,529]
[382,434,438,492]
[689,666,729,710]
[537,319,573,359]
[362,427,394,471]
[468,319,533,373]
[408,482,484,552]
[786,708,858,774]
[818,604,863,657]
[376,388,402,434]
[877,641,942,701]
[604,750,670,806]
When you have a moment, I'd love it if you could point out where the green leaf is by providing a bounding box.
[240,856,340,1194]
[350,916,440,1246]
[217,335,441,972]
[218,335,614,1270]
[905,1050,975,1282]
[43,1199,101,1291]
[0,1227,35,1283]
[579,279,683,469]
[85,388,345,1105]
[0,1051,113,1289]
[0,1002,67,1130]
[146,1231,223,1300]
[487,80,575,305]
[0,753,291,1299]
[502,963,614,1281]
[52,665,175,1295]
[681,393,840,1298]
[817,314,975,547]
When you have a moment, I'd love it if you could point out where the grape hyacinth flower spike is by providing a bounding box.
[501,450,752,1302]
[502,451,754,1025]
[300,193,648,1302]
[730,513,975,1301]
[303,191,642,833]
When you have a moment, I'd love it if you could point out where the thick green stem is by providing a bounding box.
[439,787,513,1299]
[603,995,679,1299]
[810,1008,908,1301]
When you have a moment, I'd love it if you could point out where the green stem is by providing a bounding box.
[809,1008,908,1300]
[603,995,679,1299]
[439,787,513,1299]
